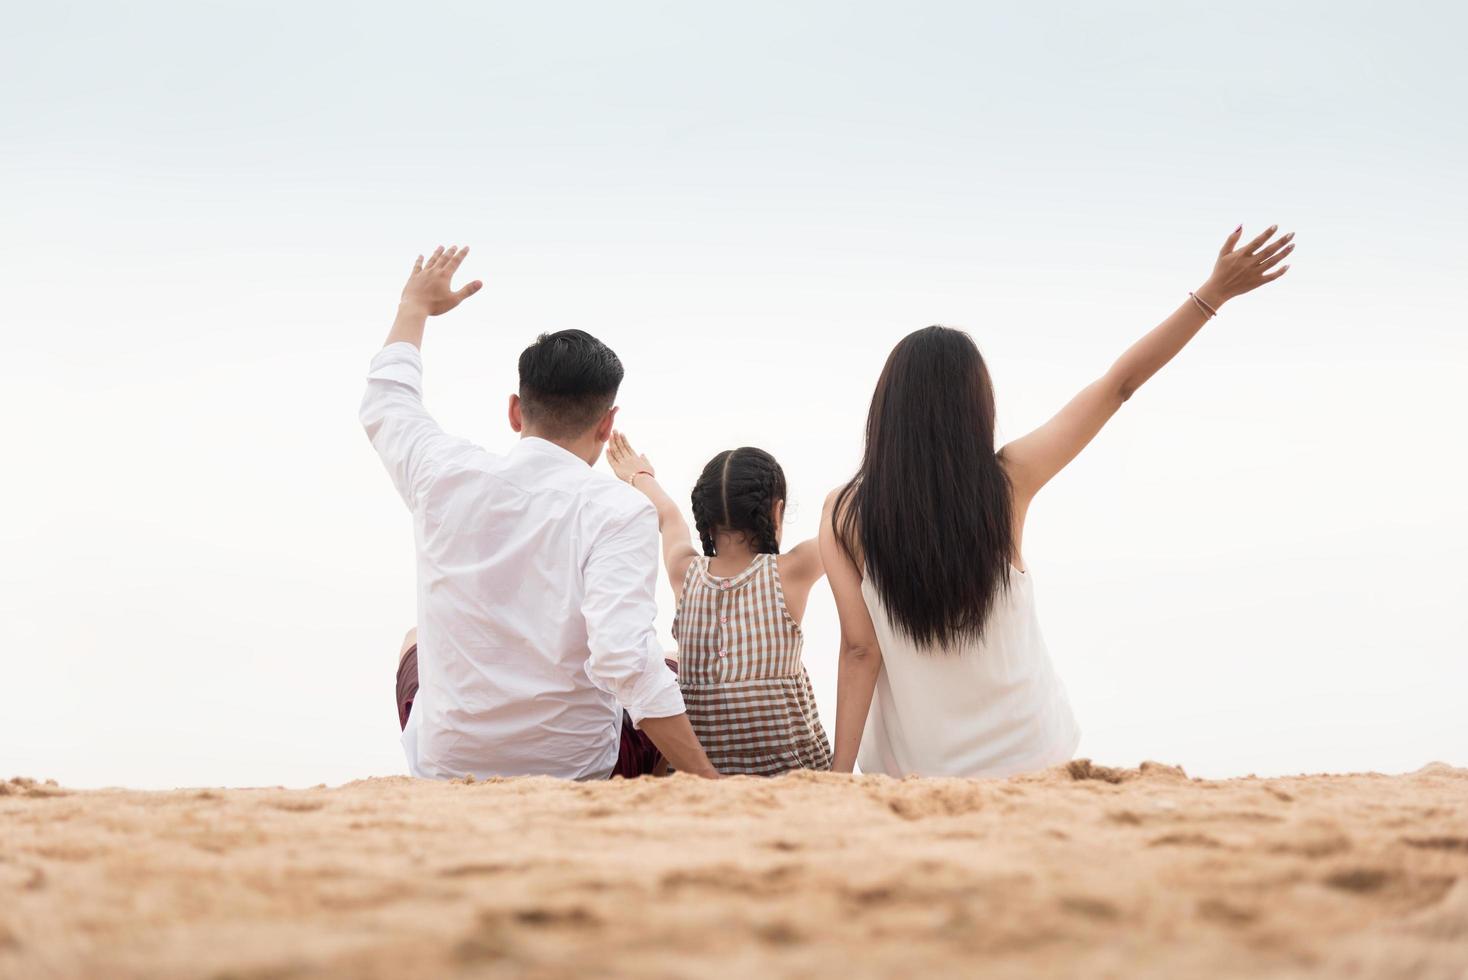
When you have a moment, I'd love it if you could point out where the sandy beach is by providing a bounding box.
[3,761,1466,979]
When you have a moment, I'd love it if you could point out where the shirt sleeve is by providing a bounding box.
[358,342,466,511]
[581,502,686,727]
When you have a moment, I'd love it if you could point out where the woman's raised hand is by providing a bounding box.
[400,245,483,317]
[606,431,656,484]
[1199,225,1295,307]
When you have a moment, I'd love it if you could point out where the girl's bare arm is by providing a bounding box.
[777,538,825,623]
[606,431,700,595]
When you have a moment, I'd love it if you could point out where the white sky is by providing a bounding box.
[2,2,1464,788]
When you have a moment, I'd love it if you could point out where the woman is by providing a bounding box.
[819,225,1295,777]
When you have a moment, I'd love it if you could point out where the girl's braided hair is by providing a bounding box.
[690,448,787,557]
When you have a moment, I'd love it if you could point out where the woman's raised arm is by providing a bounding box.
[1000,225,1295,506]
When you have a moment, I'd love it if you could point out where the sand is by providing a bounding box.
[3,761,1467,979]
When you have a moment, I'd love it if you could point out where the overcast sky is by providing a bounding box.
[3,1,1464,788]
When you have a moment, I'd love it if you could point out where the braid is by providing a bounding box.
[748,479,780,555]
[689,447,787,557]
[691,451,730,558]
[692,508,718,557]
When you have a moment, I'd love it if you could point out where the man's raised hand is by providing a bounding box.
[400,245,483,317]
[382,245,484,349]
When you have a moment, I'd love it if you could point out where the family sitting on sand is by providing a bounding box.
[361,226,1295,781]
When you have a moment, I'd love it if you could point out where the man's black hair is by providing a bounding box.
[517,329,624,438]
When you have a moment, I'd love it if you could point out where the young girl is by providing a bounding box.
[606,435,833,776]
[821,224,1295,778]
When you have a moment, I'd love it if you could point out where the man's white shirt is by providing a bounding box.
[360,342,684,780]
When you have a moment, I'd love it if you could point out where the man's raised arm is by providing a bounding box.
[359,246,483,510]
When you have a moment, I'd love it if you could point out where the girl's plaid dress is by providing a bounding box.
[672,553,832,775]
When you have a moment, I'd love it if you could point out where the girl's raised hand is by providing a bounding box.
[606,431,656,484]
[1201,225,1295,305]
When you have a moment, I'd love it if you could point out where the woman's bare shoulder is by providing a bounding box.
[820,484,864,569]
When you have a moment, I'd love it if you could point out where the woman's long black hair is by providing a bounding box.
[691,448,786,557]
[834,325,1014,649]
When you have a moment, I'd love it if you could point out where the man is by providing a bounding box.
[359,244,717,780]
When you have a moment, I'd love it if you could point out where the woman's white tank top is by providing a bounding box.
[857,567,1081,778]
